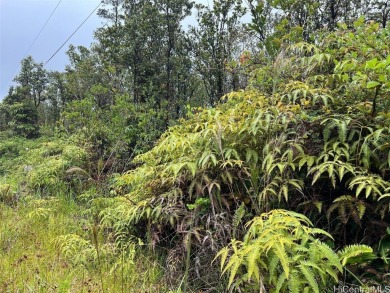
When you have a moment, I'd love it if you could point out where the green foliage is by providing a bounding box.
[217,209,348,292]
[53,233,116,267]
[0,136,89,198]
[13,56,48,109]
[190,0,247,105]
[1,0,389,290]
[0,184,17,206]
[1,96,39,138]
[247,0,390,56]
[338,244,375,266]
[24,140,88,196]
[0,191,167,292]
[217,210,374,291]
[378,228,390,263]
[97,20,389,291]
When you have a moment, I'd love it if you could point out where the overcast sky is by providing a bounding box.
[0,0,215,101]
[0,0,104,99]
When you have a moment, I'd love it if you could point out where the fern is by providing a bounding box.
[349,174,390,199]
[309,144,356,187]
[233,203,247,238]
[338,245,375,266]
[27,207,53,221]
[217,210,343,292]
[322,117,351,143]
[299,263,319,293]
[102,24,389,289]
[327,195,367,225]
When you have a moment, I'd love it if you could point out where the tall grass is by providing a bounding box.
[0,136,168,292]
[0,195,167,292]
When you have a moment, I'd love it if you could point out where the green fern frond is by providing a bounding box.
[349,174,389,199]
[299,264,319,293]
[328,195,367,225]
[246,246,260,282]
[233,203,247,237]
[268,253,280,284]
[276,272,287,293]
[219,210,341,292]
[287,272,301,293]
[315,242,342,272]
[338,244,374,266]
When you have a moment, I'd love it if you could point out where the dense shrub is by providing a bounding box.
[98,21,389,291]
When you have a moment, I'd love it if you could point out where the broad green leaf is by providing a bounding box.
[366,81,381,89]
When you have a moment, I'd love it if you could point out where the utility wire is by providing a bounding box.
[3,0,62,94]
[45,1,102,65]
[23,0,63,58]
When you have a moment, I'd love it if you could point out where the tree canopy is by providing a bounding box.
[0,1,389,291]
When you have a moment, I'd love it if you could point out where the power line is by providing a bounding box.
[23,0,63,58]
[45,1,102,65]
[3,0,62,94]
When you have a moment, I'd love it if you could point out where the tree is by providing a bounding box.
[1,87,39,138]
[96,0,198,124]
[368,0,390,28]
[43,71,69,126]
[99,20,389,291]
[156,0,194,118]
[190,0,247,106]
[0,57,47,138]
[247,0,390,57]
[14,56,48,109]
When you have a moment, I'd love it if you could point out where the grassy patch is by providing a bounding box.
[0,195,167,292]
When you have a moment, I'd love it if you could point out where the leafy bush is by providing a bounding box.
[0,136,89,198]
[25,140,88,195]
[1,19,387,292]
[217,209,372,292]
[96,20,389,291]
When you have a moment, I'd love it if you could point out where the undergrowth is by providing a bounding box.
[0,194,167,292]
[0,19,389,293]
[0,136,168,292]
